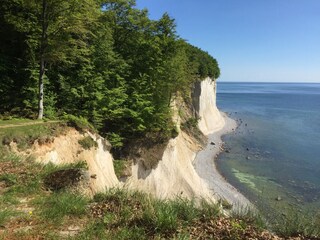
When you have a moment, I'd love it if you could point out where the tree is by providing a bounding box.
[3,0,100,119]
[0,1,37,116]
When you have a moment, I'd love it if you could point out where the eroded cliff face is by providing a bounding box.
[124,77,225,200]
[30,129,120,195]
[124,131,213,200]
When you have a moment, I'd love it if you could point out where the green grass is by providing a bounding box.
[0,192,20,206]
[72,221,107,240]
[142,200,179,235]
[34,192,89,225]
[270,209,320,238]
[0,209,17,226]
[231,206,266,231]
[0,158,43,199]
[81,189,281,240]
[198,198,221,220]
[0,173,18,187]
[0,118,42,126]
[169,198,200,222]
[0,122,66,150]
[87,189,223,239]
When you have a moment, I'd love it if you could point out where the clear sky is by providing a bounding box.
[136,0,320,82]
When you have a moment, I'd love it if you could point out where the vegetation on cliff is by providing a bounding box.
[0,0,219,150]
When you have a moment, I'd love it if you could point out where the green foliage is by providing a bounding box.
[184,42,220,80]
[181,117,199,130]
[0,191,20,206]
[113,159,129,179]
[170,126,179,138]
[107,132,124,148]
[0,0,100,118]
[3,170,42,196]
[78,136,98,150]
[0,0,220,147]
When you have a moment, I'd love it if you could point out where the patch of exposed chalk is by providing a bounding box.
[125,132,213,201]
[198,78,225,135]
[31,129,119,195]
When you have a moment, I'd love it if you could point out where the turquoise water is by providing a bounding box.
[216,82,320,218]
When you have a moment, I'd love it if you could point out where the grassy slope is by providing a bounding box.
[0,121,318,239]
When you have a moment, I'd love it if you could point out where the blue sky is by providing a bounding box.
[136,0,320,82]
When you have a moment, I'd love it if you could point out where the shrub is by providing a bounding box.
[78,136,97,150]
[62,114,94,132]
[181,117,199,130]
[107,132,124,148]
[113,159,130,179]
[42,161,88,176]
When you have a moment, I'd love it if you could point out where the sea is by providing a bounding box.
[216,82,320,222]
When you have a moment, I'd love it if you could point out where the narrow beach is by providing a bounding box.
[194,112,252,209]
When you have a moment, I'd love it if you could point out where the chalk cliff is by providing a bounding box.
[26,77,227,201]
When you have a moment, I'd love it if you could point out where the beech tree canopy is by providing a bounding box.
[0,0,220,147]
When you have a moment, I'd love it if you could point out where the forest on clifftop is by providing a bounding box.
[0,0,219,148]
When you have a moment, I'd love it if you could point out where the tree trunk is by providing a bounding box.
[38,0,47,120]
[38,58,45,119]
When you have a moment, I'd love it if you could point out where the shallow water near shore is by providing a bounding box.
[216,82,320,220]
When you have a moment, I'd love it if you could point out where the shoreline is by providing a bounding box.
[194,112,252,209]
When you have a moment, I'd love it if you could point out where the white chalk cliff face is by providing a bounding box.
[86,133,120,193]
[125,77,224,200]
[124,131,213,200]
[198,78,225,135]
